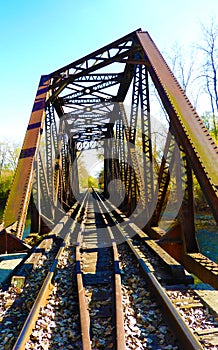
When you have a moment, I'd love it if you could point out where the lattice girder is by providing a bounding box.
[2,29,218,256]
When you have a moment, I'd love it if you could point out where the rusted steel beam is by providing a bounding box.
[3,75,51,238]
[137,31,218,224]
[49,30,141,104]
[0,229,30,254]
[183,253,218,290]
[149,132,174,226]
[50,29,141,77]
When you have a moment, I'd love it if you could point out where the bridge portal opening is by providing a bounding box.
[77,148,104,190]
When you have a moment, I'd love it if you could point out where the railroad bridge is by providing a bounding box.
[1,29,218,289]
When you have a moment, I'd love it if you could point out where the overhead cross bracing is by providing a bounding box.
[1,29,218,287]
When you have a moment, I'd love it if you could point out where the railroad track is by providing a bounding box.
[76,190,125,349]
[0,189,218,349]
[99,191,218,350]
[0,192,88,350]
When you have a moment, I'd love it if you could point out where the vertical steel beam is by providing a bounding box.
[140,65,154,208]
[125,62,153,215]
[179,147,199,253]
[104,124,114,198]
[70,139,79,202]
[30,159,41,234]
[150,131,175,226]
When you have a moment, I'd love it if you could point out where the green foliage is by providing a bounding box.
[201,112,218,142]
[193,174,208,211]
[98,169,104,189]
[0,170,14,199]
[0,141,19,202]
[0,142,20,172]
[78,156,89,188]
[79,173,89,188]
[0,202,5,224]
[88,176,98,188]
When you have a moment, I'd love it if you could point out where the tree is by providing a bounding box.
[98,168,104,189]
[88,176,98,188]
[7,144,20,171]
[0,141,20,199]
[165,43,201,110]
[0,171,14,199]
[197,19,218,140]
[78,155,89,188]
[0,141,20,173]
[164,22,218,143]
[201,111,218,141]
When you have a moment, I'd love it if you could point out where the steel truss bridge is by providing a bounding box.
[1,29,218,288]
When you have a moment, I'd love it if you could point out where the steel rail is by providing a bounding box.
[125,239,204,350]
[12,192,89,350]
[75,194,92,350]
[93,189,126,350]
[97,194,204,350]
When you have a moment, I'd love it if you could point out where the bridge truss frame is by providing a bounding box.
[1,29,218,288]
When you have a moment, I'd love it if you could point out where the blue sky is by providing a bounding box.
[0,0,217,143]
